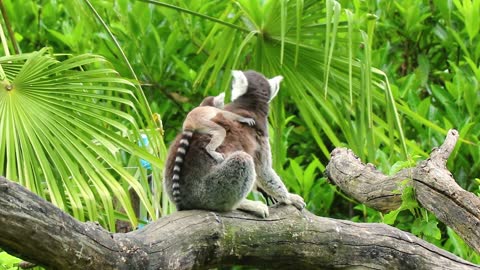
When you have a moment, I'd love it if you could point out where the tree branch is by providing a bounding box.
[0,176,147,270]
[1,175,479,269]
[325,129,480,253]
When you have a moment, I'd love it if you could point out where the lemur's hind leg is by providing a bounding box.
[205,124,227,162]
[199,151,257,212]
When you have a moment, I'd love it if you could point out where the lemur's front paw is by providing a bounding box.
[239,117,255,126]
[279,193,305,210]
[289,193,306,210]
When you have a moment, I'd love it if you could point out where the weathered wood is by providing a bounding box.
[1,176,479,269]
[324,147,407,212]
[0,176,146,270]
[325,129,480,253]
[132,206,480,269]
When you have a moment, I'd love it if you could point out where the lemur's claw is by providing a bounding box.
[239,118,255,126]
[289,194,306,210]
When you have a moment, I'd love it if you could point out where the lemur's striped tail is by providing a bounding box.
[172,130,193,210]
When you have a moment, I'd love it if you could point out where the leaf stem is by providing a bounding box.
[0,15,9,56]
[139,0,251,33]
[83,0,153,117]
[0,0,20,54]
[0,17,9,85]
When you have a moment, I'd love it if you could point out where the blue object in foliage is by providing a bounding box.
[139,134,152,170]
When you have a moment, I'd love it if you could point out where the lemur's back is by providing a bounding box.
[164,118,257,210]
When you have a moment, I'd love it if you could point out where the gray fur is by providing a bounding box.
[164,70,305,217]
[170,92,255,209]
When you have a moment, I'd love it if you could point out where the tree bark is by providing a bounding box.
[0,174,479,269]
[325,129,480,253]
[0,175,147,270]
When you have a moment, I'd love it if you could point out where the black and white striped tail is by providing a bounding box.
[172,130,193,210]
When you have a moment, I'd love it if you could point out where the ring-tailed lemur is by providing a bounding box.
[164,70,305,217]
[171,93,255,206]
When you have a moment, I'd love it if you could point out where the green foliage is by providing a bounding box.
[0,0,479,265]
[383,184,419,225]
[361,0,480,188]
[382,184,443,249]
[351,0,480,261]
[445,228,480,263]
[0,252,21,270]
[0,48,165,230]
[476,178,480,195]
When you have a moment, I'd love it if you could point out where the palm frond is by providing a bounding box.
[0,48,163,230]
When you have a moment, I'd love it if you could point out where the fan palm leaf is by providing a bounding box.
[0,48,163,230]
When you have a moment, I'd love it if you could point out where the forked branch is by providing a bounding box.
[326,129,480,253]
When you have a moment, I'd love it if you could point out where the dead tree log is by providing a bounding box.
[326,129,480,253]
[0,174,479,269]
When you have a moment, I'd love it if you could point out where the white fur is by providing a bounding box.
[268,76,283,102]
[231,70,248,101]
[213,92,225,108]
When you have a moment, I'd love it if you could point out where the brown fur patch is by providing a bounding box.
[213,114,258,156]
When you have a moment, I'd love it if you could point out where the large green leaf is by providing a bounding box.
[0,48,164,230]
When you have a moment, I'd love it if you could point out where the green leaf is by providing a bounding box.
[0,48,165,230]
[383,209,400,225]
[383,184,418,224]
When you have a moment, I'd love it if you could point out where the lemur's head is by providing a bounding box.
[231,70,283,103]
[199,92,225,108]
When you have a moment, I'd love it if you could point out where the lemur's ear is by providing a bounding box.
[213,92,225,108]
[268,76,283,102]
[231,70,248,101]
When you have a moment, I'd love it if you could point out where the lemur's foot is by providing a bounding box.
[237,199,269,218]
[238,117,255,126]
[207,151,225,163]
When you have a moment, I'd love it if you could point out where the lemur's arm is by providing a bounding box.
[255,137,305,210]
[220,111,255,126]
[210,92,255,126]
